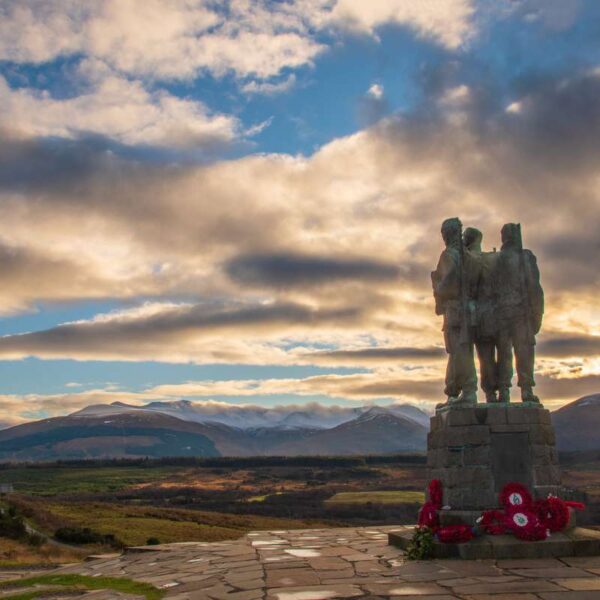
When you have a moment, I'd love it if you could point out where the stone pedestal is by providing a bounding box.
[427,403,562,511]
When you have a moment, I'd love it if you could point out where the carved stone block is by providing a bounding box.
[427,404,563,511]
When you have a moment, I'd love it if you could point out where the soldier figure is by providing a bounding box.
[493,223,544,403]
[431,218,477,407]
[463,227,499,403]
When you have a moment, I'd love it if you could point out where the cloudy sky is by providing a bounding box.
[0,0,598,426]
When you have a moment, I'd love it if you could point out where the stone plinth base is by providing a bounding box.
[428,403,561,510]
[438,507,577,529]
[389,526,600,559]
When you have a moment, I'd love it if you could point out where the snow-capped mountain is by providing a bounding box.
[0,400,431,460]
[73,400,431,431]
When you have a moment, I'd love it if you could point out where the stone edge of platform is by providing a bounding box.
[436,401,545,414]
[388,526,600,559]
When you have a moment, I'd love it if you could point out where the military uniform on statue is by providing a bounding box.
[431,218,477,407]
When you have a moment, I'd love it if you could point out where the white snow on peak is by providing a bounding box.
[68,400,431,430]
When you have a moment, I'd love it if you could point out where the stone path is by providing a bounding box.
[15,526,600,599]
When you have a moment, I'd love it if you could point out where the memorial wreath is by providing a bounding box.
[416,480,585,544]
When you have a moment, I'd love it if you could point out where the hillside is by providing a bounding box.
[274,408,428,456]
[0,412,224,460]
[552,393,600,452]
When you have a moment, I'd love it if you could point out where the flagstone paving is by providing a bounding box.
[6,526,600,599]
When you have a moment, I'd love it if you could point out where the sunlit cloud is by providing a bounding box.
[0,74,240,149]
[0,1,325,81]
[328,0,476,48]
[0,1,481,82]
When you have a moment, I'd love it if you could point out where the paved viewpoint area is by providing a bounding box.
[34,526,600,600]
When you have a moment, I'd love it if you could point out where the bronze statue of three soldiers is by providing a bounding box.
[432,218,544,408]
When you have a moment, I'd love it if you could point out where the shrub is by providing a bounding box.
[146,537,160,545]
[406,527,435,560]
[0,506,27,540]
[26,532,45,547]
[54,526,123,548]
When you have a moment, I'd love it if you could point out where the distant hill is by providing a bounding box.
[0,401,431,461]
[0,412,222,460]
[273,408,428,456]
[552,393,600,452]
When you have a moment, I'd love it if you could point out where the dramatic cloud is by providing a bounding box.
[0,0,326,81]
[309,346,446,364]
[0,68,598,372]
[0,74,239,149]
[329,0,475,48]
[0,1,479,84]
[146,372,444,405]
[536,375,600,407]
[538,334,600,359]
[225,252,401,288]
[0,301,365,363]
[0,242,130,314]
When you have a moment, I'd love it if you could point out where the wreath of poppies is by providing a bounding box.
[499,482,532,509]
[505,506,548,541]
[418,501,439,531]
[533,496,585,532]
[416,480,585,545]
[428,479,443,508]
[478,509,507,535]
[436,524,473,544]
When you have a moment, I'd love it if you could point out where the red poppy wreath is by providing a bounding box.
[534,496,570,532]
[505,506,548,541]
[436,524,474,544]
[478,509,507,535]
[418,501,439,531]
[500,482,533,510]
[428,479,443,509]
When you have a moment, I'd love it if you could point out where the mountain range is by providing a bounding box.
[0,395,596,460]
[71,400,432,430]
[0,401,430,460]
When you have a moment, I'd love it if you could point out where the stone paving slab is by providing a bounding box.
[10,525,600,599]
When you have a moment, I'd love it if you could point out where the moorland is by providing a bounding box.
[0,452,598,565]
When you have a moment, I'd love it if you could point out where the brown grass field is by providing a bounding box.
[0,537,86,567]
[13,498,341,547]
[0,454,597,559]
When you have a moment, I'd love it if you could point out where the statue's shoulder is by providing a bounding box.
[477,251,497,275]
[444,247,460,261]
[480,250,498,265]
[435,247,458,269]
